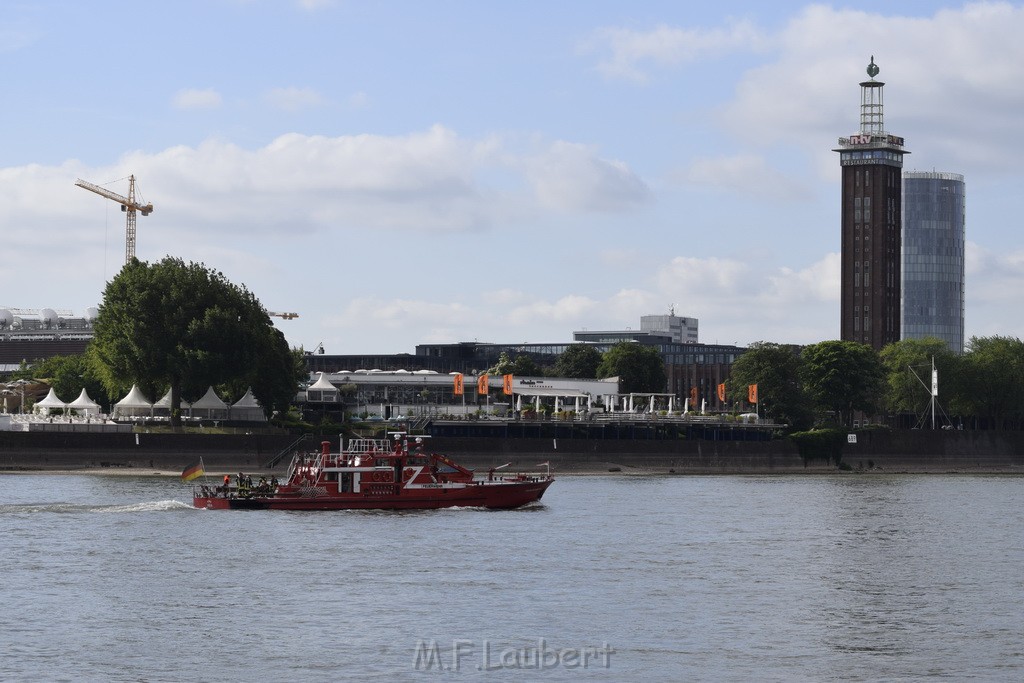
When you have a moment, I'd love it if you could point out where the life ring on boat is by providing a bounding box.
[403,467,415,481]
[372,472,383,482]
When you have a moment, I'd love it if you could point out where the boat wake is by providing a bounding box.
[0,500,196,514]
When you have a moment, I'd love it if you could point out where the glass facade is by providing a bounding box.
[901,172,965,354]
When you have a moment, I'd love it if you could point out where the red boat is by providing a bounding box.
[192,436,553,510]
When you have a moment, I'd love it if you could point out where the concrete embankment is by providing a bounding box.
[1,429,1022,475]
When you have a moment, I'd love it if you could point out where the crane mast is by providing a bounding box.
[75,175,154,264]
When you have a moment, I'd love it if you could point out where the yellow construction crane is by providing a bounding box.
[268,311,299,320]
[75,175,154,265]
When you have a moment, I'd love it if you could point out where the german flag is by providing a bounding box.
[180,460,205,482]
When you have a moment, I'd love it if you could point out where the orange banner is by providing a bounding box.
[477,374,489,395]
[689,386,697,404]
[503,374,513,395]
[717,383,726,402]
[453,373,464,396]
[748,384,758,404]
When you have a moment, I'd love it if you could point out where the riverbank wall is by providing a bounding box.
[1,429,1022,474]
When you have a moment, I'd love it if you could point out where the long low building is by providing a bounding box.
[300,370,632,418]
[0,307,96,371]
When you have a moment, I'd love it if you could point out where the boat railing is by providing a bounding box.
[345,437,392,454]
[285,450,325,482]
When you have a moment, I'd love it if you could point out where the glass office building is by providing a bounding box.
[901,171,965,353]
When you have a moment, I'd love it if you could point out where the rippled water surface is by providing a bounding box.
[0,473,1021,681]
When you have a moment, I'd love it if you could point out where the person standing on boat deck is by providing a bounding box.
[414,437,425,456]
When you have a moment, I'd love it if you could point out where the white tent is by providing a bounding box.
[113,385,153,418]
[191,386,229,419]
[230,387,266,422]
[67,388,102,416]
[306,372,339,402]
[153,388,191,416]
[34,387,67,415]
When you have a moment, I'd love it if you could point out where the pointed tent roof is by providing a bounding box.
[308,373,338,392]
[231,387,262,409]
[115,385,152,409]
[68,388,101,412]
[36,387,67,409]
[191,386,229,409]
[154,388,191,409]
[230,387,267,422]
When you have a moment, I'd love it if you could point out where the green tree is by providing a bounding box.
[596,342,666,394]
[488,352,514,376]
[879,338,960,425]
[957,335,1024,429]
[800,340,883,427]
[488,352,543,377]
[554,344,603,378]
[727,342,812,430]
[87,257,301,426]
[511,354,542,376]
[23,354,112,410]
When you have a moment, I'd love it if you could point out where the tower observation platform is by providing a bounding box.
[833,57,909,350]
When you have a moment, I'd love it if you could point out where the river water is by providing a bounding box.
[0,473,1020,682]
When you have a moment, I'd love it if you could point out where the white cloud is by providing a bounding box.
[329,298,474,331]
[959,241,1024,338]
[682,154,810,200]
[584,20,768,83]
[765,252,840,303]
[647,253,842,345]
[172,88,223,110]
[718,3,1024,172]
[505,295,599,327]
[265,86,324,112]
[524,141,650,212]
[0,126,655,330]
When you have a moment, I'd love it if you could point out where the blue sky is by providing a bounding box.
[2,0,1022,354]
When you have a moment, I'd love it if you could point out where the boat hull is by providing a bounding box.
[194,479,552,511]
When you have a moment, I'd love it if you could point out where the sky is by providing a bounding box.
[2,0,1022,355]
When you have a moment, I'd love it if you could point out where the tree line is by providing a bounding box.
[493,337,1024,431]
[728,338,1024,431]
